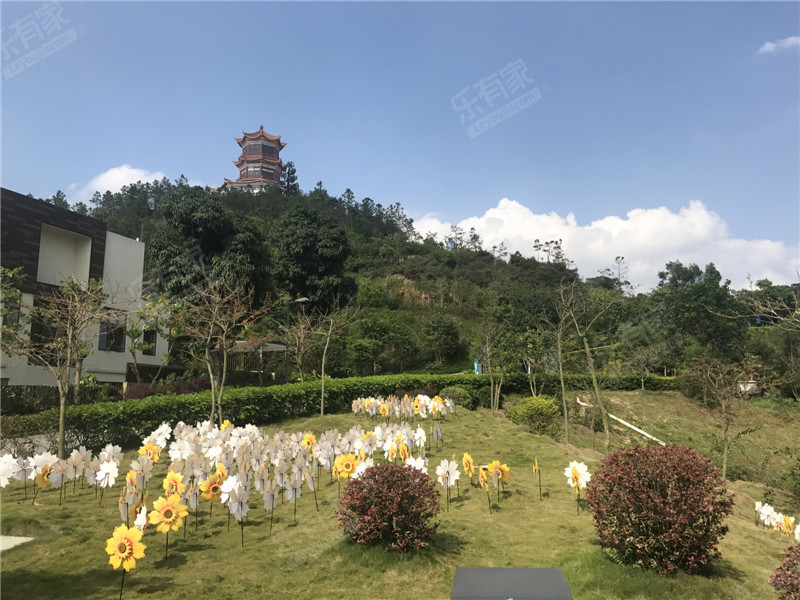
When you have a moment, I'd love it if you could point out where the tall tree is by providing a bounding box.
[1,269,108,458]
[271,207,356,309]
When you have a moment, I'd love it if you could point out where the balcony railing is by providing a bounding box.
[237,172,280,183]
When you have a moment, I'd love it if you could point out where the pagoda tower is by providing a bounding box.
[220,125,286,191]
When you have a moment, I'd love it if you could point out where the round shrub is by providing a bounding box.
[336,463,440,551]
[439,385,475,410]
[769,543,800,600]
[585,445,734,576]
[506,396,561,439]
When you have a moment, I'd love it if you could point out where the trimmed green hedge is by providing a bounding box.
[0,373,676,451]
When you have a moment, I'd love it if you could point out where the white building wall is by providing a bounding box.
[1,232,168,386]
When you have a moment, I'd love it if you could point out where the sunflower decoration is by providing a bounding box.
[199,473,224,515]
[301,433,316,449]
[162,471,185,497]
[34,463,54,490]
[479,466,492,514]
[149,493,188,559]
[462,453,474,483]
[335,453,359,480]
[105,522,146,599]
[106,523,146,572]
[379,404,390,419]
[532,457,542,500]
[138,442,161,464]
[220,419,233,430]
[149,493,188,534]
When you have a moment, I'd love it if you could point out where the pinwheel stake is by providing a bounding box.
[240,516,245,548]
[209,500,213,519]
[31,485,40,505]
[533,458,542,501]
[58,479,64,506]
[269,504,274,535]
[95,482,99,499]
[73,475,77,495]
[119,569,125,600]
[165,531,169,560]
[293,497,297,523]
[227,511,231,531]
[486,488,492,515]
[195,504,198,531]
[455,479,460,497]
[23,477,27,500]
[576,489,580,516]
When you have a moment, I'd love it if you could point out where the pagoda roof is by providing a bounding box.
[236,125,287,148]
[234,155,282,167]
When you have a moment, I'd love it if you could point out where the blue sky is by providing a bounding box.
[2,1,798,289]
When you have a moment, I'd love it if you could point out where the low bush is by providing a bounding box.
[769,543,800,600]
[586,445,734,576]
[439,385,475,410]
[336,463,440,551]
[506,396,562,439]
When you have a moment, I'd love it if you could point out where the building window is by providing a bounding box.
[99,313,126,352]
[142,328,157,356]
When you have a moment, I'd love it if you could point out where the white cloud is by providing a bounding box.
[67,165,167,205]
[415,199,799,291]
[757,36,800,54]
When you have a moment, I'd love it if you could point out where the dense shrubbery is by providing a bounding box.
[0,384,121,415]
[0,373,677,452]
[438,385,475,410]
[506,396,562,438]
[124,377,212,400]
[586,445,734,576]
[336,463,440,551]
[769,543,800,600]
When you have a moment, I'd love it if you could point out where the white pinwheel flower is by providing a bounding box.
[99,444,122,464]
[262,478,277,511]
[130,457,153,489]
[352,458,375,479]
[795,523,800,543]
[97,460,119,488]
[406,456,427,474]
[220,473,247,504]
[65,450,85,481]
[0,454,16,488]
[414,426,426,449]
[134,506,148,531]
[435,459,459,488]
[228,484,249,522]
[85,458,102,485]
[13,456,34,483]
[564,461,591,490]
[284,476,301,504]
[168,438,194,463]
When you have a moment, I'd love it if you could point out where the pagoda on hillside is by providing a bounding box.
[219,125,286,191]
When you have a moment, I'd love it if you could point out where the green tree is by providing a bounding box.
[422,314,461,364]
[149,186,271,304]
[271,207,356,309]
[653,261,747,360]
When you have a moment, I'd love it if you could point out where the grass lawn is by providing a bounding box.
[1,391,797,599]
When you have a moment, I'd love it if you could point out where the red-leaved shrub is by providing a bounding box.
[769,543,800,599]
[586,445,734,576]
[336,463,440,551]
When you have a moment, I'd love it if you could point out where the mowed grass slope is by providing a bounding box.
[1,392,797,600]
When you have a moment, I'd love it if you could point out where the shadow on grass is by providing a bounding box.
[697,558,745,581]
[1,566,174,598]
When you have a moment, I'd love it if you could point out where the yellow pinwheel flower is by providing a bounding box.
[220,419,233,430]
[105,523,146,572]
[162,470,184,497]
[301,433,316,448]
[335,453,358,479]
[138,442,161,463]
[148,494,188,534]
[462,453,474,479]
[199,474,223,502]
[479,467,488,490]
